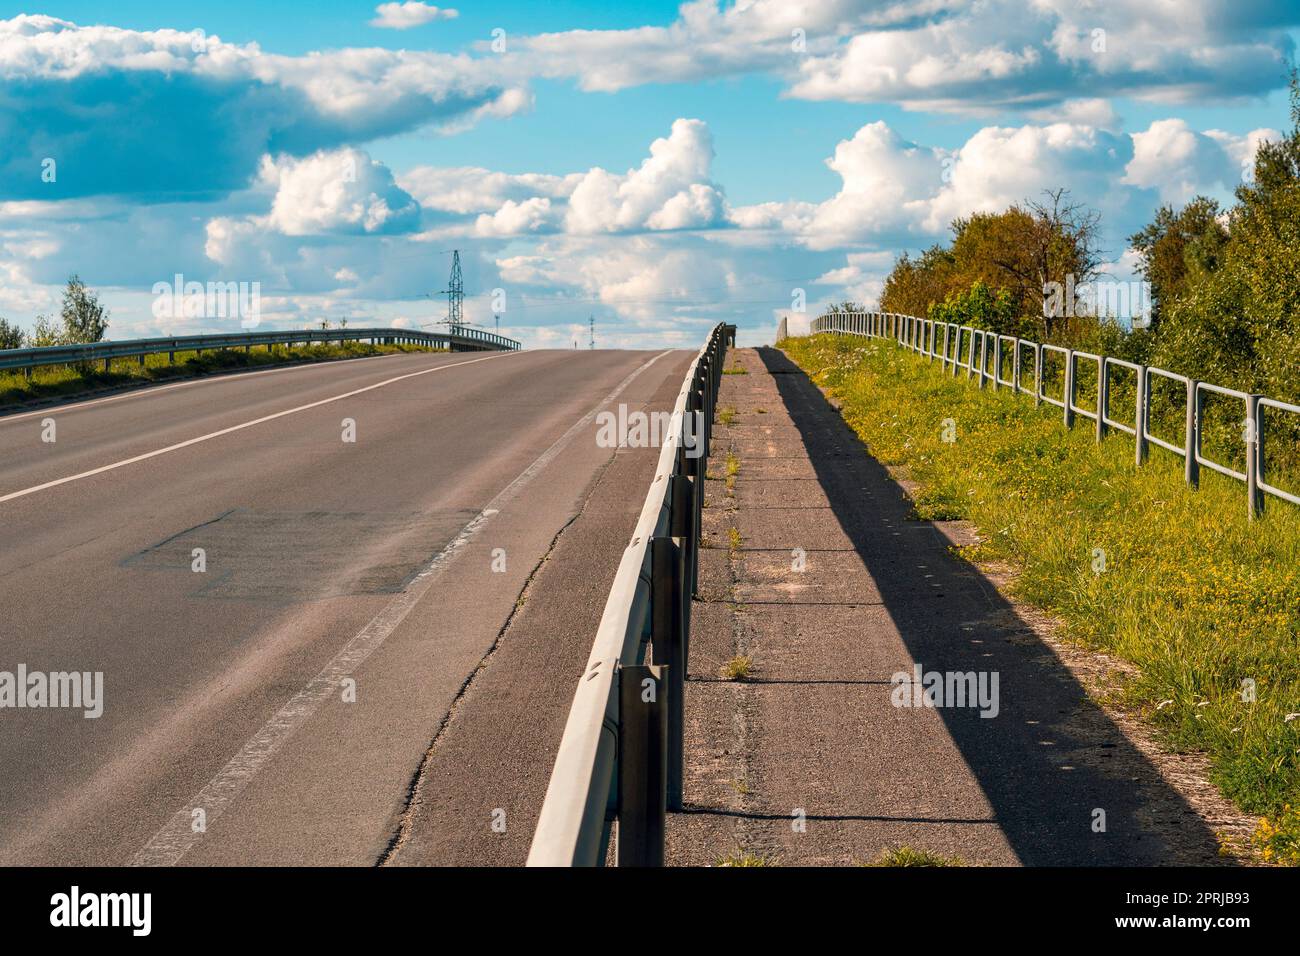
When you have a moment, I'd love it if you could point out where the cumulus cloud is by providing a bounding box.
[407,118,730,237]
[0,14,524,202]
[513,0,1296,114]
[370,3,457,30]
[565,119,727,233]
[1124,119,1280,204]
[398,166,581,215]
[260,148,421,236]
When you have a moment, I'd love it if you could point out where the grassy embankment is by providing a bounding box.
[781,332,1300,864]
[0,341,440,409]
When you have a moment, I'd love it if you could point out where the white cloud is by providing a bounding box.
[399,166,581,215]
[370,3,458,30]
[0,15,526,201]
[513,0,1297,114]
[475,197,559,236]
[406,118,730,237]
[1123,120,1280,204]
[260,148,421,236]
[564,119,727,233]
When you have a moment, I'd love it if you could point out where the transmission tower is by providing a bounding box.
[442,250,464,332]
[589,315,595,349]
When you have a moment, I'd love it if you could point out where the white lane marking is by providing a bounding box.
[0,350,418,425]
[0,353,513,505]
[131,350,672,866]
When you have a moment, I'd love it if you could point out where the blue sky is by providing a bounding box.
[1,2,1297,347]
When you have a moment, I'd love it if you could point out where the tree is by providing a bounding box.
[880,245,956,318]
[1127,197,1228,327]
[985,189,1105,339]
[0,317,24,350]
[928,281,1022,336]
[29,314,62,347]
[1150,70,1300,400]
[879,189,1105,342]
[60,275,109,343]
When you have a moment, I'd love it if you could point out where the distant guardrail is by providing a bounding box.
[0,325,520,376]
[805,311,1298,520]
[527,322,735,867]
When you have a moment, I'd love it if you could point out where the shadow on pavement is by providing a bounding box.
[754,345,1227,866]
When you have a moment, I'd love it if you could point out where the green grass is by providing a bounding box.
[727,527,743,553]
[718,405,737,425]
[719,655,753,681]
[0,341,441,410]
[867,846,967,867]
[717,849,773,866]
[782,333,1300,865]
[722,366,748,376]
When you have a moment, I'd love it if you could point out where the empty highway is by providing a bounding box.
[0,348,691,865]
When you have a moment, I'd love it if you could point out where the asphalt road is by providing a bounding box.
[0,347,690,865]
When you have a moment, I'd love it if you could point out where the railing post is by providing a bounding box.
[1097,360,1109,442]
[1063,350,1076,428]
[1034,344,1043,406]
[1246,394,1263,520]
[652,535,685,811]
[992,336,1001,391]
[1185,380,1200,489]
[977,334,987,389]
[616,663,667,867]
[1135,366,1149,465]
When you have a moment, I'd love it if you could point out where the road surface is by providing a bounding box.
[0,348,690,865]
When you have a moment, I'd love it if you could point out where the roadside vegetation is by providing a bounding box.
[781,332,1300,864]
[823,75,1300,475]
[1,275,438,410]
[867,846,967,867]
[719,655,753,681]
[0,340,439,410]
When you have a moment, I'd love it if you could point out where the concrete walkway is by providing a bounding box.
[666,346,1226,866]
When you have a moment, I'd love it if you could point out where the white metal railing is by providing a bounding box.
[527,323,733,866]
[808,311,1298,519]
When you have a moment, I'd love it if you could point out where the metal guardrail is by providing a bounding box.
[527,323,735,867]
[0,326,520,376]
[809,311,1298,519]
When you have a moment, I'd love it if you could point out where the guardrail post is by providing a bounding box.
[1096,360,1109,442]
[1135,366,1149,465]
[1247,394,1263,519]
[616,663,667,867]
[1185,380,1200,489]
[977,334,987,389]
[1063,350,1076,428]
[991,336,1001,391]
[683,400,703,596]
[652,535,685,810]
